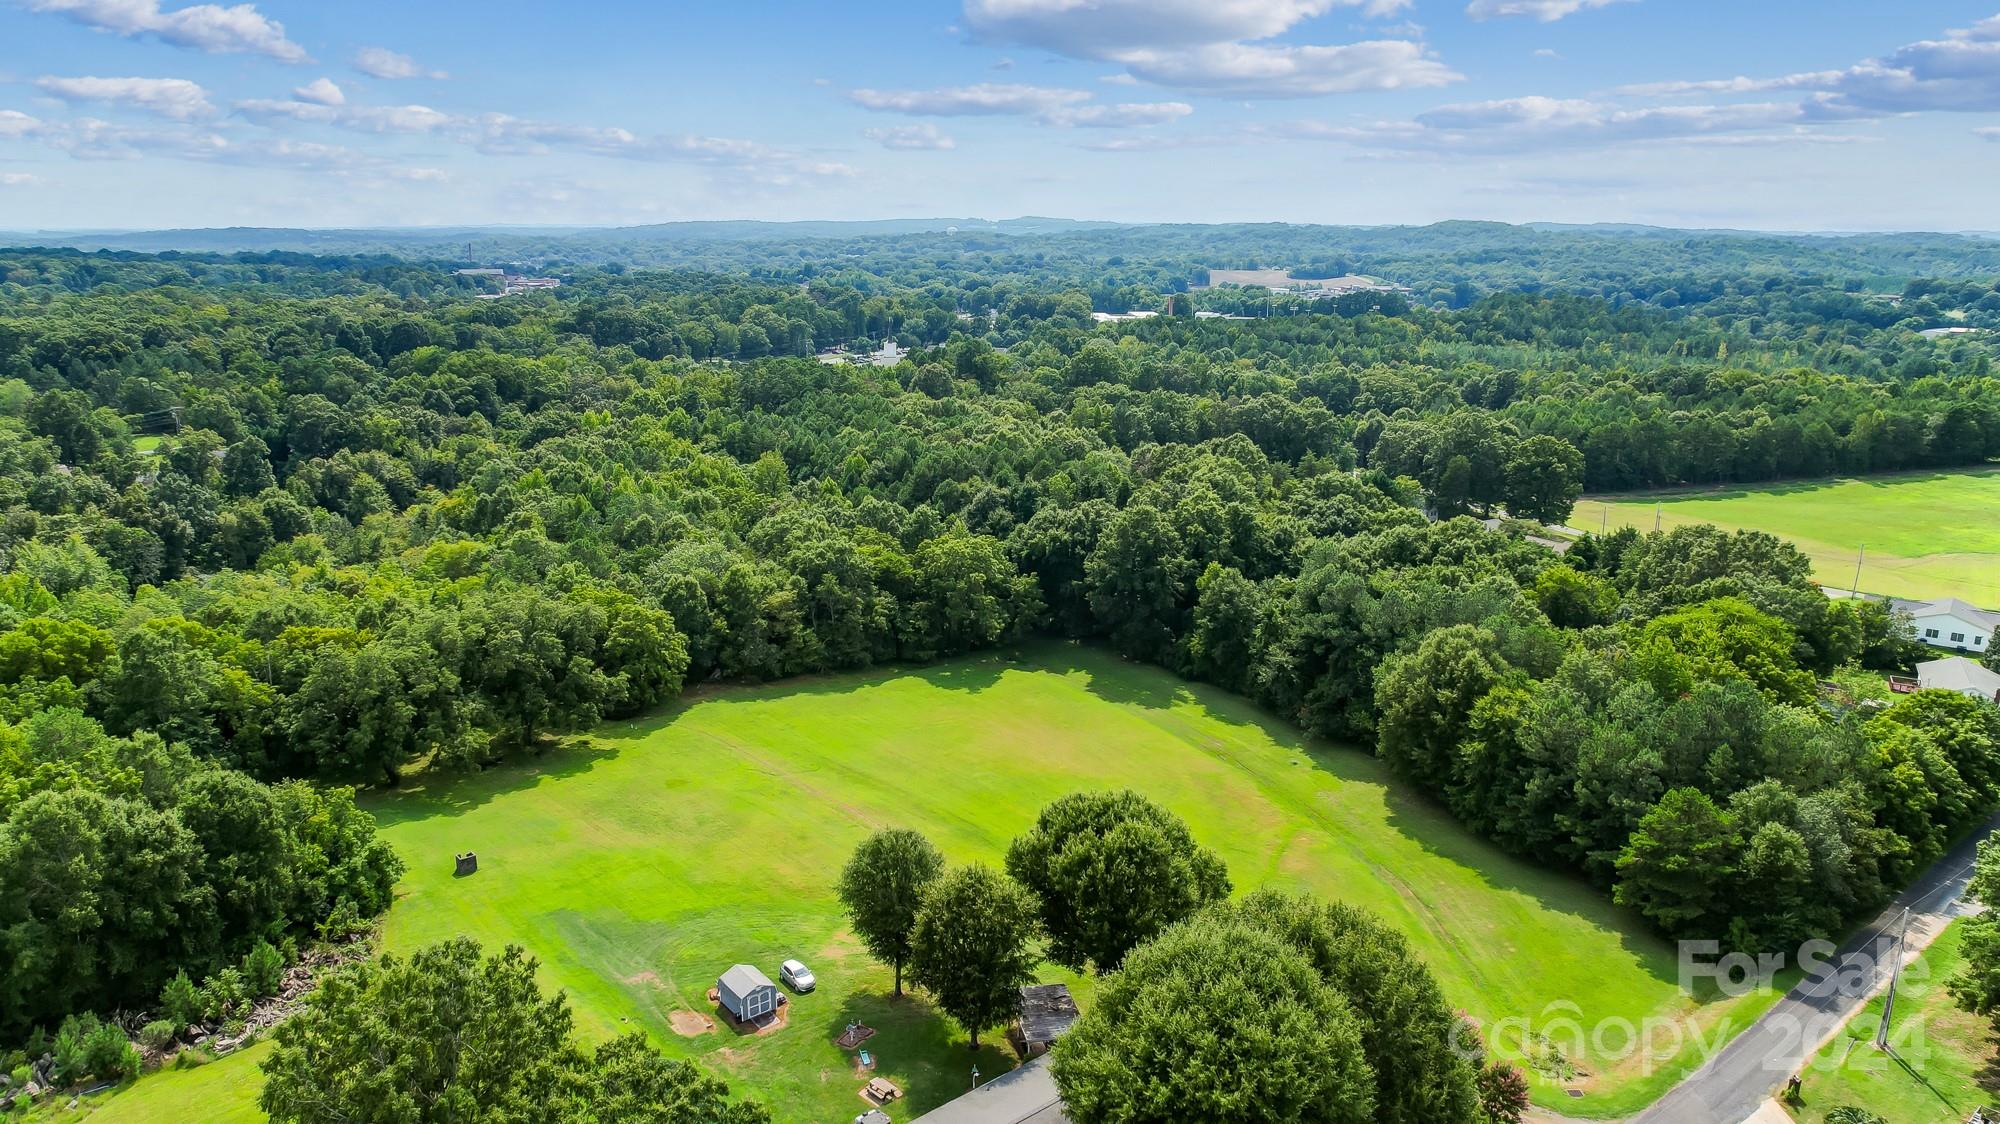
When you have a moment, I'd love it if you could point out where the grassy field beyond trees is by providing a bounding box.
[1570,468,2000,606]
[351,645,1773,1121]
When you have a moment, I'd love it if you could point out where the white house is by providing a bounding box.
[1902,598,1997,654]
[1916,657,2000,703]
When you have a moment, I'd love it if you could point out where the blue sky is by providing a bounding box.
[1,0,1997,231]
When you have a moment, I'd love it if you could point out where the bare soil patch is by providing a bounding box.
[669,1009,715,1037]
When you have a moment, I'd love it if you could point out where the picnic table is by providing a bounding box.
[864,1076,902,1103]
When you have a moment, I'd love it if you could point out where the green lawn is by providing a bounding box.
[1570,467,2000,606]
[1788,919,2000,1123]
[51,644,1785,1122]
[25,1043,270,1124]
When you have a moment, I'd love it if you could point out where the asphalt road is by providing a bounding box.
[1630,811,2000,1124]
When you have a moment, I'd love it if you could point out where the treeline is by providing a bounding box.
[0,707,400,1037]
[0,253,1996,1046]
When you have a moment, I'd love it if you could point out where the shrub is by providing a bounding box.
[201,968,247,1021]
[81,1022,139,1081]
[139,1020,178,1052]
[51,1014,98,1085]
[160,971,202,1034]
[244,940,285,998]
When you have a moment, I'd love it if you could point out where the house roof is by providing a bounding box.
[1912,598,2000,630]
[1018,984,1080,1045]
[718,964,774,998]
[1917,657,2000,697]
[910,1055,1068,1124]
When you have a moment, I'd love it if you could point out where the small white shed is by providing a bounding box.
[717,964,779,1022]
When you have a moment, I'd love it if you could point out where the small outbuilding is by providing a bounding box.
[717,964,780,1023]
[1015,984,1080,1057]
[1918,656,2000,703]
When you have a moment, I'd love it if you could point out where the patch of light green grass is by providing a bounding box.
[1570,468,2000,606]
[27,1042,269,1124]
[1789,919,2000,1123]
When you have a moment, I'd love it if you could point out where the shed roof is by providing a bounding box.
[1018,984,1080,1045]
[1918,657,2000,697]
[719,964,774,998]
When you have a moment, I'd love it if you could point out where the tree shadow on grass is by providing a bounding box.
[1372,773,1692,993]
[828,986,1019,1117]
[364,736,620,827]
[1591,465,2000,506]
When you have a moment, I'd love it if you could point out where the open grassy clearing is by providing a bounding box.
[1569,468,2000,606]
[54,644,1782,1122]
[1787,919,2000,1123]
[24,1042,270,1124]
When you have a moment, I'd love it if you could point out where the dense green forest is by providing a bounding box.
[0,232,1997,1059]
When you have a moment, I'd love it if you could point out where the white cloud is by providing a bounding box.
[293,78,345,107]
[865,123,957,150]
[961,0,1445,98]
[1619,14,2000,119]
[230,93,849,184]
[0,111,43,137]
[1979,126,2000,141]
[1274,96,1815,154]
[235,98,453,133]
[1533,48,1561,60]
[352,47,447,81]
[0,172,43,186]
[27,0,305,62]
[1112,40,1458,97]
[850,83,1091,116]
[849,82,1189,127]
[965,0,1406,54]
[1046,101,1193,126]
[1465,0,1624,20]
[35,75,213,119]
[1618,72,1842,97]
[1957,16,2000,42]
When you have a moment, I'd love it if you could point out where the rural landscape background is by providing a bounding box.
[5,3,2000,1124]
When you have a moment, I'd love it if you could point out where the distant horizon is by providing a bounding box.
[5,215,2000,240]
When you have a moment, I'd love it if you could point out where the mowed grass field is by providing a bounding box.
[1788,920,2000,1123]
[53,644,1784,1122]
[1569,468,2000,606]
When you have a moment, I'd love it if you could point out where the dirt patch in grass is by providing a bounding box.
[669,1008,715,1037]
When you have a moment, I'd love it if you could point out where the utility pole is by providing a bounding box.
[1875,906,1912,1050]
[1654,503,1661,533]
[1850,544,1866,598]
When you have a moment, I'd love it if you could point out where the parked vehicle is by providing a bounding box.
[779,958,816,992]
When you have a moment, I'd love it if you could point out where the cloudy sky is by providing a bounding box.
[1,0,1997,231]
